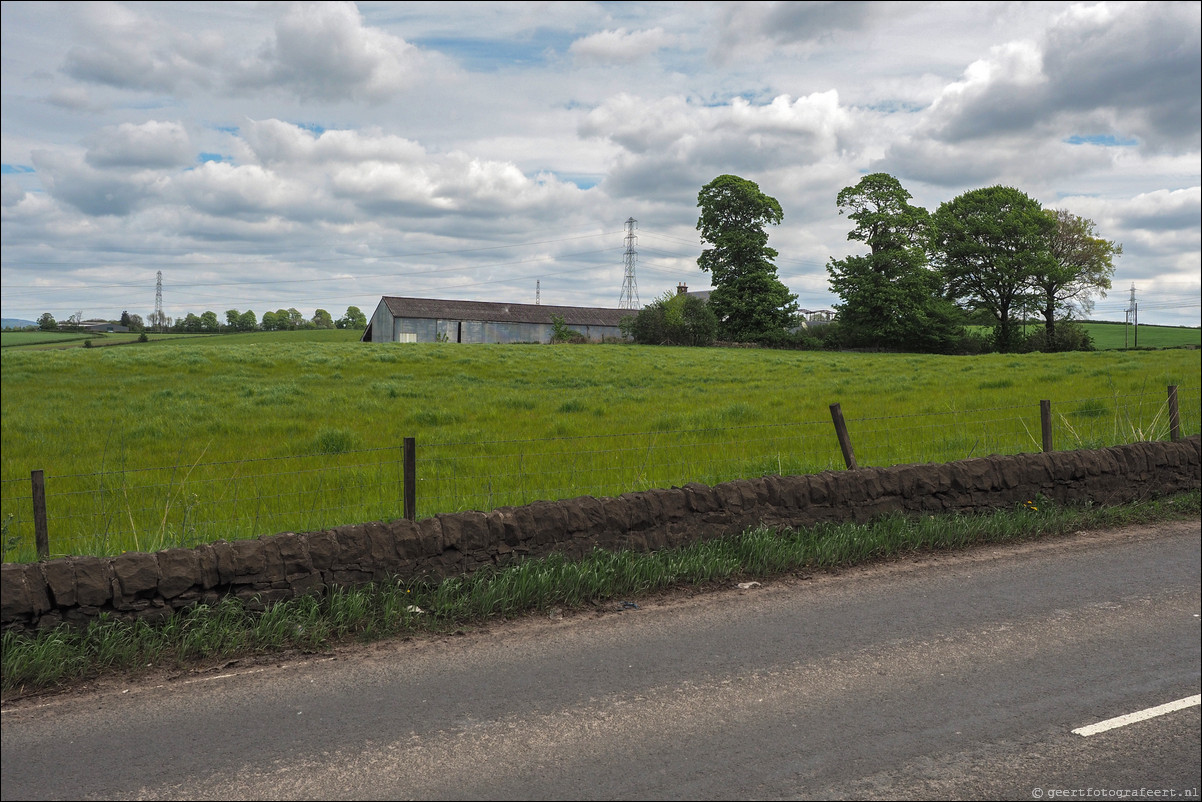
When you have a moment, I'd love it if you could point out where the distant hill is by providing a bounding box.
[2,318,37,330]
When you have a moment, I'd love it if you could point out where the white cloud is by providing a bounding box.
[0,1,1197,325]
[85,121,193,169]
[568,27,678,64]
[232,2,425,102]
[61,1,222,93]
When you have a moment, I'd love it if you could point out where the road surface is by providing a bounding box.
[3,521,1199,800]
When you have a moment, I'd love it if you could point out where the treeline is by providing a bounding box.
[624,173,1120,354]
[33,306,368,334]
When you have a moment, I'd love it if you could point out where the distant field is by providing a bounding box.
[0,328,361,350]
[964,321,1199,350]
[2,335,1198,562]
[0,331,98,348]
[1080,321,1200,350]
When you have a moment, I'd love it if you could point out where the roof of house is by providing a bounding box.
[378,296,633,327]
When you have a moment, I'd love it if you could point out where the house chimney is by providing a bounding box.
[677,282,688,295]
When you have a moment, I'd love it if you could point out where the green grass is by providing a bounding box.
[3,490,1196,698]
[965,321,1200,350]
[1,338,1199,561]
[1080,321,1200,350]
[1,331,99,348]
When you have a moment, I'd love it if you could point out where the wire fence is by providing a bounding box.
[2,385,1196,563]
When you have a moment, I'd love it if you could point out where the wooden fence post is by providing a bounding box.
[1167,385,1180,442]
[403,437,416,521]
[829,403,857,470]
[1040,400,1053,452]
[31,469,49,560]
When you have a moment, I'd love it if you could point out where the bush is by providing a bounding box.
[549,314,586,344]
[627,293,717,346]
[1024,320,1095,353]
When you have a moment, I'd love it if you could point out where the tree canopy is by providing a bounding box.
[826,173,965,353]
[1035,208,1120,343]
[337,305,367,330]
[932,185,1056,352]
[696,175,797,342]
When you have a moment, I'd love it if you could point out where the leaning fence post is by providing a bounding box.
[1040,400,1053,452]
[1167,385,1180,442]
[403,437,416,521]
[829,403,857,470]
[31,469,49,560]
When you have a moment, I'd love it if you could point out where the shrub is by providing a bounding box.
[1024,320,1095,353]
[627,292,717,346]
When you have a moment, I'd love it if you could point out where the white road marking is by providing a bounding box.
[1072,694,1201,737]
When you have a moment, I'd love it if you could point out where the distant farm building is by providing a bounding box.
[362,296,631,344]
[80,320,128,333]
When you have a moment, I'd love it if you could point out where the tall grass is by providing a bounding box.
[2,341,1198,560]
[4,490,1196,697]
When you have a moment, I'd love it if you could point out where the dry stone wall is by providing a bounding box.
[3,436,1198,632]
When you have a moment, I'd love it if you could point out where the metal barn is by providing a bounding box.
[362,296,631,344]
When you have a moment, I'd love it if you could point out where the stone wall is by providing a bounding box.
[2,436,1198,631]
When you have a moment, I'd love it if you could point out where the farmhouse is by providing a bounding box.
[362,296,632,344]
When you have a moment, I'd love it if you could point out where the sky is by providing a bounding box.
[2,1,1199,327]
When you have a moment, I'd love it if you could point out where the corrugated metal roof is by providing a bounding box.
[381,296,632,327]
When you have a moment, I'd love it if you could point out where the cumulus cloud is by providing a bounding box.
[175,161,332,221]
[580,91,851,181]
[1,176,27,208]
[568,27,679,64]
[30,149,164,217]
[232,2,425,102]
[712,0,878,60]
[922,2,1200,152]
[2,2,1196,324]
[59,1,430,104]
[61,1,221,92]
[1112,187,1202,233]
[85,121,193,169]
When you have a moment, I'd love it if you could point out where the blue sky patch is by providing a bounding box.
[412,33,572,70]
[1,164,36,174]
[1065,134,1138,147]
[547,173,600,190]
[197,153,227,164]
[295,121,327,136]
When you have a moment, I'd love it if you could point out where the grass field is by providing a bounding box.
[1078,320,1200,350]
[2,334,1198,562]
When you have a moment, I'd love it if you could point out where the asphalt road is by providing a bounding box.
[2,520,1199,801]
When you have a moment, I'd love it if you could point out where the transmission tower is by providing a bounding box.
[154,270,164,332]
[1125,283,1138,348]
[618,217,640,309]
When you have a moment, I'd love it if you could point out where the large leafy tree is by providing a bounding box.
[932,185,1055,352]
[311,308,335,329]
[826,173,964,352]
[1035,209,1120,341]
[696,175,797,342]
[337,305,367,330]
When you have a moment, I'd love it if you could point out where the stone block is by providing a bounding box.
[74,557,114,607]
[39,558,77,608]
[156,548,201,599]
